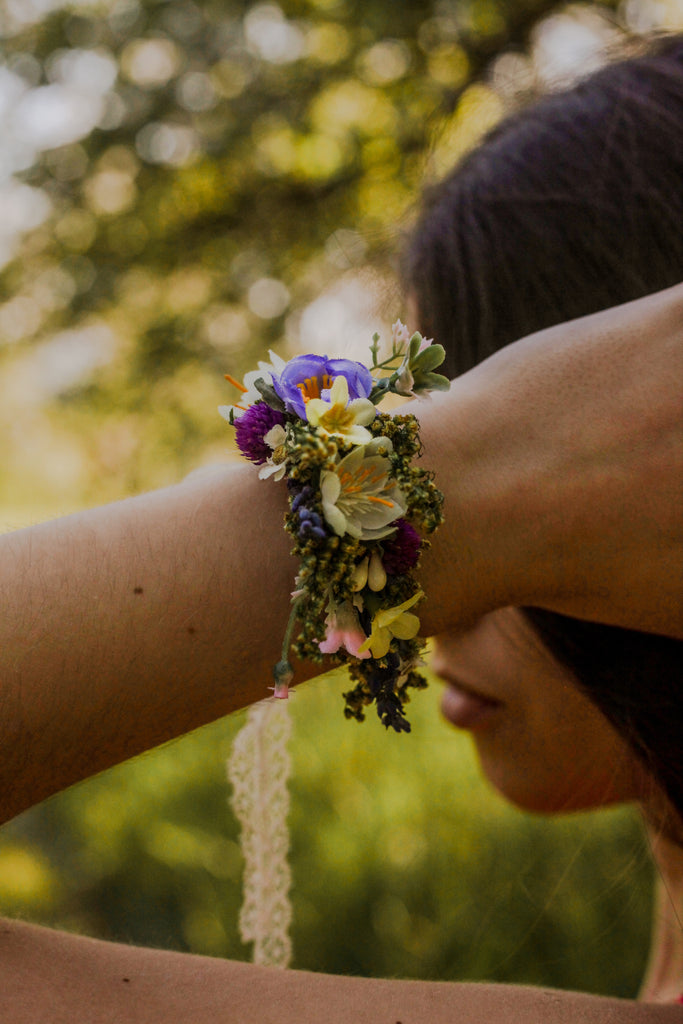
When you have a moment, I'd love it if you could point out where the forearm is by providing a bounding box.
[1,918,673,1024]
[0,465,304,821]
[1,284,680,820]
[0,395,525,821]
[0,451,500,822]
[426,282,683,636]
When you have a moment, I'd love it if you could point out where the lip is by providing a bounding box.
[440,679,502,731]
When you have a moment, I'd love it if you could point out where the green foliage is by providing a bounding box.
[0,0,635,510]
[1,672,652,995]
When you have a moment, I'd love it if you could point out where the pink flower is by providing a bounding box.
[318,600,371,660]
[391,319,411,348]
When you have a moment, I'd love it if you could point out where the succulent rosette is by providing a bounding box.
[221,323,448,732]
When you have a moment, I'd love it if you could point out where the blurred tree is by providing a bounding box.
[1,0,669,505]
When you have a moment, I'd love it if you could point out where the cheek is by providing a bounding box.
[434,609,646,816]
[471,684,642,814]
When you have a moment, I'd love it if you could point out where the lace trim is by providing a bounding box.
[227,699,293,968]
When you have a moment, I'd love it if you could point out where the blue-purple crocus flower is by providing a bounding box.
[272,354,373,419]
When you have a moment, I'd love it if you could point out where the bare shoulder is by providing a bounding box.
[1,917,679,1024]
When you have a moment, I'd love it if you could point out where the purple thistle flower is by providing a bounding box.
[381,519,421,575]
[234,401,286,465]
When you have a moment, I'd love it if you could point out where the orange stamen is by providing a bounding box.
[368,496,394,507]
[224,374,248,393]
[296,374,338,402]
[296,376,322,401]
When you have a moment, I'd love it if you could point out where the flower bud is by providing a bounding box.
[351,557,369,592]
[367,551,387,592]
[272,659,294,698]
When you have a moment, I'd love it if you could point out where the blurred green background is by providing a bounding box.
[1,0,680,999]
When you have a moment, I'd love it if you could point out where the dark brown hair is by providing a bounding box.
[404,36,683,817]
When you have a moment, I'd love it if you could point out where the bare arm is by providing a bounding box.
[2,918,679,1024]
[424,281,683,637]
[0,463,305,822]
[1,284,681,823]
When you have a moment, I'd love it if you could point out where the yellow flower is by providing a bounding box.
[305,375,375,446]
[358,590,424,659]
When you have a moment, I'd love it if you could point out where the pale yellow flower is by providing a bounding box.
[358,591,423,659]
[305,375,375,446]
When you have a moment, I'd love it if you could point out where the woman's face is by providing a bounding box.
[432,608,647,814]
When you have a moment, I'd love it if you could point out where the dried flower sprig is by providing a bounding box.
[220,321,449,732]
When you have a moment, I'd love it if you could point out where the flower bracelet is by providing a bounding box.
[220,322,449,732]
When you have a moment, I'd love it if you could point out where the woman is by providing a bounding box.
[405,34,683,1003]
[406,34,683,810]
[0,38,681,1023]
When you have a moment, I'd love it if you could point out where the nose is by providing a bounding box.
[430,627,473,679]
[430,635,450,679]
[430,616,492,680]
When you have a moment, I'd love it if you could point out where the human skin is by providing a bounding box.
[3,917,682,1024]
[432,607,648,814]
[421,281,683,640]
[0,283,681,827]
[0,285,681,1021]
[432,606,683,1008]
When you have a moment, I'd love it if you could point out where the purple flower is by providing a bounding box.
[381,519,421,574]
[234,401,286,465]
[272,354,373,419]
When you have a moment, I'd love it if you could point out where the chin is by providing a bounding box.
[474,746,635,816]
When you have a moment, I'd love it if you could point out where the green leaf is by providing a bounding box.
[413,372,451,393]
[413,343,446,374]
[255,378,287,412]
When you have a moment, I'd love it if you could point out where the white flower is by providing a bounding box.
[219,350,288,421]
[320,447,406,540]
[394,364,415,397]
[364,436,393,457]
[258,422,287,481]
[351,551,387,592]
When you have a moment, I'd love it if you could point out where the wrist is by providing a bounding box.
[416,379,532,635]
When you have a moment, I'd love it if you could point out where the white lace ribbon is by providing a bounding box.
[227,698,292,968]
